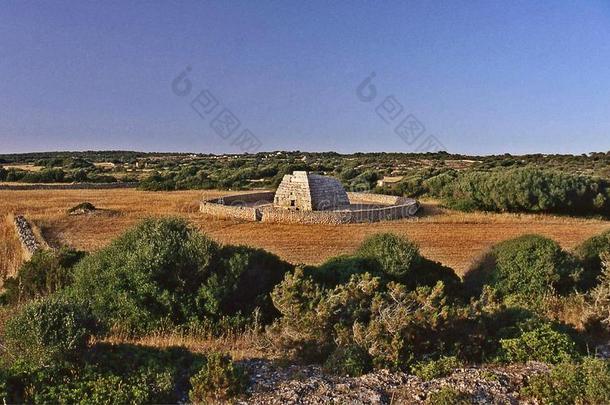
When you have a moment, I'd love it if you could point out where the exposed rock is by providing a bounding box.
[13,215,40,255]
[235,360,549,405]
[67,202,97,215]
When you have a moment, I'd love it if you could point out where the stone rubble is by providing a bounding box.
[13,215,40,255]
[235,360,549,405]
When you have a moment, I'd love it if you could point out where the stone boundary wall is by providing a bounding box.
[13,215,40,257]
[200,191,274,221]
[199,191,420,224]
[199,202,260,222]
[347,192,412,206]
[205,191,275,205]
[0,182,138,191]
[260,200,419,224]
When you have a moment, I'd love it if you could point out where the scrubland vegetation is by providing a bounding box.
[2,151,610,218]
[1,217,610,403]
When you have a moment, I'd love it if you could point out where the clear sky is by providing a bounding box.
[1,1,609,155]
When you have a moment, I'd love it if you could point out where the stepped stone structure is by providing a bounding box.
[273,171,349,211]
[199,171,421,224]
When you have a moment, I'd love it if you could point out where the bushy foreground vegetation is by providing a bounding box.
[1,218,610,403]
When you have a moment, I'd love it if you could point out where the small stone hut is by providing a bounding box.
[274,171,349,211]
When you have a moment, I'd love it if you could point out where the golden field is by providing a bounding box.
[1,188,610,278]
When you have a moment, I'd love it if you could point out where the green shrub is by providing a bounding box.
[198,245,292,324]
[497,322,579,364]
[432,167,610,216]
[69,217,219,334]
[323,345,373,377]
[465,235,580,300]
[412,356,462,381]
[69,218,291,335]
[2,344,196,404]
[3,297,98,369]
[522,357,610,404]
[305,255,376,287]
[425,386,472,405]
[356,233,421,279]
[268,266,461,371]
[267,268,369,362]
[588,253,610,331]
[574,230,610,291]
[189,352,247,403]
[355,233,460,293]
[2,248,85,305]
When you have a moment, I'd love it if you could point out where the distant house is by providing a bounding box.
[376,176,404,188]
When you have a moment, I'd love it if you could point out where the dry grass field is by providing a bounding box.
[1,164,45,172]
[1,188,609,278]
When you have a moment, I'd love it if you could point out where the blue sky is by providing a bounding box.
[1,1,609,155]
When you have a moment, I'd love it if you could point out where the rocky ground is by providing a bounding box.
[13,215,40,255]
[236,360,549,404]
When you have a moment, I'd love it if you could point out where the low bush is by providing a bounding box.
[412,356,462,381]
[465,235,580,300]
[497,322,579,364]
[588,253,610,330]
[522,357,610,404]
[575,229,610,291]
[3,297,98,369]
[268,267,455,370]
[425,386,472,405]
[355,233,461,293]
[199,245,292,324]
[1,344,197,404]
[189,352,247,403]
[267,267,353,362]
[68,217,220,334]
[304,255,376,288]
[428,167,610,216]
[2,248,85,305]
[323,345,373,377]
[356,233,421,279]
[68,218,292,335]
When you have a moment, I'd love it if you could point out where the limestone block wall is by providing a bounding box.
[13,215,40,257]
[274,172,313,210]
[199,191,420,224]
[307,174,349,210]
[199,201,260,221]
[200,191,274,221]
[345,201,420,222]
[208,191,274,205]
[274,172,349,211]
[347,192,414,206]
[260,199,420,224]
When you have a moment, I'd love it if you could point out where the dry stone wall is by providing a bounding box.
[347,192,408,205]
[307,174,350,210]
[13,215,40,257]
[274,172,313,210]
[200,191,420,224]
[199,202,260,221]
[200,192,274,221]
[274,172,349,211]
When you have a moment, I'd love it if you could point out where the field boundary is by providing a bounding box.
[199,191,420,224]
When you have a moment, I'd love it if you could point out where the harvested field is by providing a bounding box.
[1,189,609,276]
